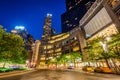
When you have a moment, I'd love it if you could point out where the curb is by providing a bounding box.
[0,70,36,78]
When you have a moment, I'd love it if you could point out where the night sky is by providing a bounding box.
[0,0,66,40]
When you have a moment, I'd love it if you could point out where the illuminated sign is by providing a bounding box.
[11,30,17,33]
[15,26,25,30]
[47,13,52,17]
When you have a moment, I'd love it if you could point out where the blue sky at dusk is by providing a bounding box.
[0,0,66,39]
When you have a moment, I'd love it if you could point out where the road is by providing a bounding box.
[0,69,120,80]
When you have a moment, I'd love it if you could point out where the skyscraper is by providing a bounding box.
[40,13,55,64]
[41,13,54,44]
[11,26,28,48]
[27,34,35,64]
[61,0,95,33]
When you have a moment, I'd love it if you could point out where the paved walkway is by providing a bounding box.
[1,69,120,80]
[0,68,120,80]
[0,69,36,78]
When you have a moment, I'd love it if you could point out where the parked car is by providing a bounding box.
[94,67,113,73]
[94,67,102,73]
[67,66,74,69]
[101,67,113,73]
[82,66,94,72]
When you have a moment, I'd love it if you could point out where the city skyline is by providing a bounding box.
[0,0,66,39]
[0,0,120,79]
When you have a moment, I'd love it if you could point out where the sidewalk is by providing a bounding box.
[64,68,120,77]
[0,69,36,78]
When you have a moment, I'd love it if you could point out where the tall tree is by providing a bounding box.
[0,26,28,67]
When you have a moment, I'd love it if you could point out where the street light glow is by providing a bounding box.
[99,41,103,45]
[11,30,17,33]
[105,36,111,41]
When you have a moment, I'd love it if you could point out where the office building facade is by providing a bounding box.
[39,27,86,67]
[11,26,29,49]
[61,0,95,33]
[79,0,120,40]
[40,14,56,66]
[30,40,41,67]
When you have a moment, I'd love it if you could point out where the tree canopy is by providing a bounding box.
[0,25,28,64]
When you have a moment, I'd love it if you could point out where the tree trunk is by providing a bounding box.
[105,59,111,68]
[111,58,120,74]
[63,61,66,68]
[88,62,90,66]
[74,59,76,68]
[97,62,100,67]
[3,62,6,68]
[101,61,105,67]
[95,62,99,67]
[56,62,57,69]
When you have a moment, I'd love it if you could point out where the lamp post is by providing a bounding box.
[99,41,108,53]
[99,37,111,68]
[99,36,111,53]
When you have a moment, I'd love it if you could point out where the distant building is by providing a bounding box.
[11,26,28,39]
[11,26,29,49]
[41,13,55,44]
[40,13,56,65]
[27,34,35,63]
[61,0,95,33]
[11,26,35,65]
[31,40,41,68]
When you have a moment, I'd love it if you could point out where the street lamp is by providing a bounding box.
[105,36,111,41]
[99,41,109,53]
[99,37,112,68]
[99,36,111,53]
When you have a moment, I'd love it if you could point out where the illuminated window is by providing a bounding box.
[40,57,45,60]
[48,50,53,53]
[55,48,61,52]
[67,24,69,26]
[47,45,52,49]
[57,52,62,55]
[111,0,119,7]
[73,25,76,27]
[70,24,72,27]
[73,46,80,51]
[66,20,69,23]
[89,24,118,40]
[48,33,70,43]
[75,17,78,20]
[55,44,60,48]
[69,6,72,10]
[11,30,17,33]
[44,46,47,49]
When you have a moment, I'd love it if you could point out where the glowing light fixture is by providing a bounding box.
[105,36,111,41]
[11,30,17,33]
